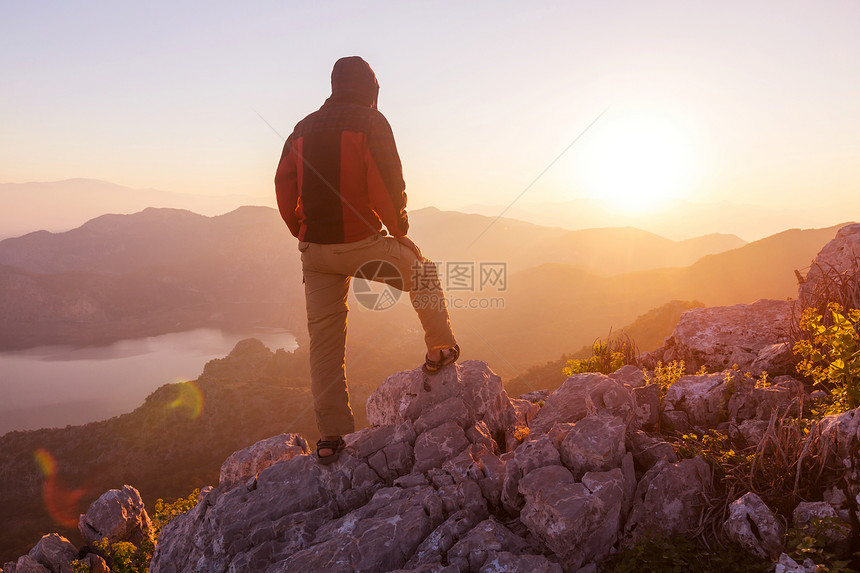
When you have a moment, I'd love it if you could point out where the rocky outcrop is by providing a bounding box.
[723,492,785,559]
[655,299,796,375]
[219,433,309,489]
[799,223,860,303]
[78,485,153,548]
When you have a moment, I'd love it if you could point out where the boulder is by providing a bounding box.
[500,435,561,513]
[792,501,851,556]
[519,465,624,571]
[609,365,646,388]
[8,556,49,573]
[775,553,819,573]
[413,421,471,474]
[799,223,860,303]
[729,376,805,422]
[78,485,153,547]
[529,373,634,436]
[446,518,529,572]
[723,492,784,559]
[631,384,659,429]
[478,551,562,573]
[219,433,310,489]
[659,299,795,374]
[27,534,77,573]
[662,373,730,429]
[366,361,517,440]
[626,430,678,471]
[624,457,711,543]
[556,413,626,479]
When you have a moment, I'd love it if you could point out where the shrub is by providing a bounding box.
[563,333,638,376]
[645,360,686,399]
[794,303,860,411]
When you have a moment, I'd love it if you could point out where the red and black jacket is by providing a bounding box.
[275,57,409,244]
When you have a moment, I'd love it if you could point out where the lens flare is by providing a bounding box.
[34,448,86,528]
[168,380,204,419]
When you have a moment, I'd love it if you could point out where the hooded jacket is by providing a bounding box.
[275,56,409,243]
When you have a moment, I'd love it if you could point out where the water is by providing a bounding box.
[0,328,297,435]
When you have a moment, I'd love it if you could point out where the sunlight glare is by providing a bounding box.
[579,112,698,213]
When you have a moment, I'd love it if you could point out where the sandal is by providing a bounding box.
[422,344,460,375]
[315,437,345,465]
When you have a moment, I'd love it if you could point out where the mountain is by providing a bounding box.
[0,206,744,351]
[458,197,851,242]
[0,178,274,239]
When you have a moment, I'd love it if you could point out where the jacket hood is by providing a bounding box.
[330,56,379,109]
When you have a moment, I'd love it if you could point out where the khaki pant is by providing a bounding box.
[299,234,457,436]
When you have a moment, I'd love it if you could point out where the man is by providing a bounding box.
[275,56,459,465]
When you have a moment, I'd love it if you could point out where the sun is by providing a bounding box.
[577,112,698,213]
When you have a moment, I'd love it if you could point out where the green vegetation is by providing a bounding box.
[604,532,772,573]
[785,516,856,573]
[562,334,637,376]
[645,360,686,398]
[794,303,860,411]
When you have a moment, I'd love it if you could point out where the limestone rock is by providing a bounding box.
[413,420,471,474]
[557,413,626,480]
[775,552,820,573]
[446,518,528,572]
[792,501,851,555]
[366,361,517,439]
[500,435,561,513]
[626,430,678,471]
[729,376,805,422]
[799,223,860,303]
[529,373,633,436]
[219,433,310,489]
[519,465,624,571]
[78,485,153,547]
[723,492,784,559]
[9,555,49,573]
[609,365,646,388]
[478,551,562,573]
[624,457,711,542]
[660,299,795,374]
[27,534,77,573]
[662,372,729,429]
[631,384,659,429]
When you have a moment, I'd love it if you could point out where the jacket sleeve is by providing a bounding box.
[274,135,301,238]
[365,114,409,237]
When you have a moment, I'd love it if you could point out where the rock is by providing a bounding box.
[509,398,540,428]
[662,372,729,429]
[624,457,711,543]
[723,492,784,559]
[729,376,805,422]
[660,410,690,432]
[792,501,851,555]
[529,373,634,436]
[609,365,646,388]
[519,465,624,571]
[219,433,310,489]
[660,299,795,374]
[80,554,109,573]
[366,361,517,440]
[413,420,471,474]
[631,384,659,429]
[733,419,770,447]
[406,509,486,568]
[446,518,528,572]
[478,551,562,573]
[517,390,550,404]
[750,342,796,377]
[273,486,448,573]
[78,485,153,547]
[557,413,626,479]
[500,435,561,513]
[9,556,49,573]
[27,534,77,573]
[626,431,678,471]
[775,552,819,573]
[799,223,860,303]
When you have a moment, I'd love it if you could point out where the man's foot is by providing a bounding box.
[422,344,460,375]
[315,436,345,465]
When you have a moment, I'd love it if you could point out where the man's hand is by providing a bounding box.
[396,235,424,260]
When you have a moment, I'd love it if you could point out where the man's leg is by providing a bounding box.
[303,265,354,438]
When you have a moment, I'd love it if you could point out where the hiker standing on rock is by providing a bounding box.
[275,56,459,464]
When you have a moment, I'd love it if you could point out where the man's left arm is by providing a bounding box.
[275,135,301,238]
[365,114,409,238]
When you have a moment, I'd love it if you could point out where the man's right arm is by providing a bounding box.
[275,136,301,238]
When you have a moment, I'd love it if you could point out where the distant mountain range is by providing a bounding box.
[0,178,273,239]
[0,204,849,375]
[458,197,852,242]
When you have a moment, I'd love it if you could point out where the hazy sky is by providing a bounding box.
[2,1,859,219]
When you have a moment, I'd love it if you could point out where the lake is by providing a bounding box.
[0,327,297,436]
